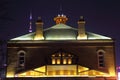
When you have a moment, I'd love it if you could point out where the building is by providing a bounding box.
[6,14,117,80]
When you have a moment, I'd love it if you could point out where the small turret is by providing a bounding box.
[77,16,87,40]
[34,17,44,40]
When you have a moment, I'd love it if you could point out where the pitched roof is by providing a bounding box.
[11,24,111,40]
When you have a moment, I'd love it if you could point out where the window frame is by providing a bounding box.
[17,50,26,68]
[51,52,73,65]
[97,49,105,68]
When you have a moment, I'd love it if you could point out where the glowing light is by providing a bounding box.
[34,36,44,40]
[7,72,15,77]
[118,72,120,80]
[57,59,60,64]
[78,65,89,72]
[9,65,116,77]
[68,59,72,64]
[63,59,67,64]
[52,59,56,64]
[34,66,46,72]
[20,72,26,75]
[45,37,76,40]
[77,35,87,40]
[60,70,64,75]
[29,12,33,33]
[108,66,116,76]
[54,14,68,24]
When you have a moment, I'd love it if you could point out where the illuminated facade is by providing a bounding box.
[6,15,117,80]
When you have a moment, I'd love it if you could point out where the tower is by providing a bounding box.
[29,12,33,33]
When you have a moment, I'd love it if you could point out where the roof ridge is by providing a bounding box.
[44,24,77,31]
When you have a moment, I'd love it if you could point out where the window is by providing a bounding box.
[57,59,60,64]
[52,58,56,64]
[51,52,73,65]
[68,58,72,64]
[97,50,105,68]
[63,58,67,64]
[17,50,26,68]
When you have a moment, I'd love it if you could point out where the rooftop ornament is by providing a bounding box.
[54,14,68,24]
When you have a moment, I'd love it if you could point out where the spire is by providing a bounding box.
[60,4,63,14]
[54,3,68,24]
[29,12,33,33]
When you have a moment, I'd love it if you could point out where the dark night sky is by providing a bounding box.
[0,0,120,65]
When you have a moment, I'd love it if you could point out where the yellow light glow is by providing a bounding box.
[68,59,72,64]
[13,65,115,77]
[67,70,71,75]
[60,70,64,75]
[108,67,116,76]
[7,74,14,77]
[52,59,56,64]
[59,54,61,56]
[78,65,89,72]
[52,54,55,57]
[34,35,44,40]
[77,35,87,40]
[34,66,45,72]
[19,72,26,75]
[6,72,15,77]
[57,59,60,64]
[47,71,56,75]
[54,14,68,24]
[63,59,67,64]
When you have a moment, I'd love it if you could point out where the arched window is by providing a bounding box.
[97,50,105,68]
[17,50,26,68]
[51,52,73,65]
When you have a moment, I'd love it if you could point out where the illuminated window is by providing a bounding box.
[52,59,56,64]
[57,59,60,64]
[51,51,73,65]
[68,58,72,64]
[97,50,105,68]
[68,54,71,57]
[63,58,67,64]
[18,50,26,68]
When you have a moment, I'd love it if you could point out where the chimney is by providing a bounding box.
[34,17,44,40]
[77,16,87,40]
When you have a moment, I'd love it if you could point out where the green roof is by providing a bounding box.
[11,24,111,40]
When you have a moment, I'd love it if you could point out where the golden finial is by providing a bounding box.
[54,14,68,24]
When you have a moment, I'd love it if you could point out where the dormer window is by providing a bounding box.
[51,52,73,65]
